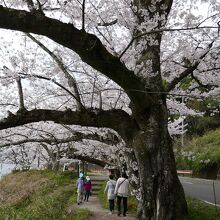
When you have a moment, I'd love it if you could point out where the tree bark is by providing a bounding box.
[126,0,188,217]
[130,101,188,220]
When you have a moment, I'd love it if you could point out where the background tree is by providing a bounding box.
[0,122,121,169]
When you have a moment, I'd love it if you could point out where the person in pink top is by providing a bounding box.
[84,176,92,201]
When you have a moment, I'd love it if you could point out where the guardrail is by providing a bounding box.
[177,170,193,177]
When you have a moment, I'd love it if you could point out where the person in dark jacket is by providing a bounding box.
[84,176,92,201]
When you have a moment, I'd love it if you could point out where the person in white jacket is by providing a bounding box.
[104,174,116,214]
[114,173,129,217]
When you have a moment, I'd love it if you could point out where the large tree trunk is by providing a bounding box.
[131,102,188,220]
[128,1,188,217]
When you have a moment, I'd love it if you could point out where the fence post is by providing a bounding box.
[213,181,218,216]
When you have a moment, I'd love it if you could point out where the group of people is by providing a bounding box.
[105,173,129,217]
[76,172,130,217]
[76,172,92,205]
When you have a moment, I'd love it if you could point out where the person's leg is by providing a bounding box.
[108,200,113,214]
[117,196,122,216]
[80,191,83,203]
[84,191,87,201]
[123,197,128,216]
[112,199,115,212]
[86,190,90,201]
[77,191,81,205]
[109,199,114,212]
[108,200,111,211]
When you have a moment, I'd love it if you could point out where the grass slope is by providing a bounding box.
[0,170,92,220]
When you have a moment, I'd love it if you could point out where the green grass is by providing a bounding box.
[98,180,108,209]
[0,170,92,220]
[187,197,220,220]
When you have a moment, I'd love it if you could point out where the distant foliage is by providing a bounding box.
[187,116,220,136]
[176,128,220,179]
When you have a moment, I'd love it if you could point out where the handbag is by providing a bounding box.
[115,178,126,196]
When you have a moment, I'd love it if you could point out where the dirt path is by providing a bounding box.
[78,196,136,220]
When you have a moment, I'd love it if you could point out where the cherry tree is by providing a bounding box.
[0,0,219,219]
[0,122,121,170]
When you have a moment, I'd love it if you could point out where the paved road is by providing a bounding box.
[180,177,220,207]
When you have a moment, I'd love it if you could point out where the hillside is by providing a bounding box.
[0,170,91,220]
[176,128,220,179]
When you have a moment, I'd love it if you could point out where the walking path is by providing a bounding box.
[78,196,135,220]
[77,173,136,219]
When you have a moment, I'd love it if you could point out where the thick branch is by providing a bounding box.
[0,108,137,141]
[40,143,55,161]
[82,0,86,31]
[16,77,26,111]
[23,0,35,12]
[68,154,108,167]
[97,19,118,27]
[0,6,149,108]
[23,0,44,14]
[0,131,120,148]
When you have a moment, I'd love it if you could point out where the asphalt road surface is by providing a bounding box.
[180,177,220,207]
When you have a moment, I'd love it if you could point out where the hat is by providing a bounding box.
[86,176,90,180]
